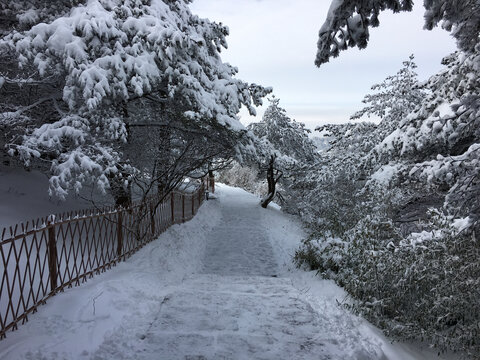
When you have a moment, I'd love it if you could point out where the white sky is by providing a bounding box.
[190,0,457,131]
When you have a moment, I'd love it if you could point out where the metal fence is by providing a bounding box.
[0,181,208,339]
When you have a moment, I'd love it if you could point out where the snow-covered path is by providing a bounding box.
[92,188,329,359]
[92,275,330,359]
[0,185,452,360]
[201,188,278,276]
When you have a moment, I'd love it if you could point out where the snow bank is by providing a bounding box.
[0,198,220,360]
[0,165,112,230]
[260,195,457,360]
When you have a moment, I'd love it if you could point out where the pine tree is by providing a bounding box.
[249,97,317,164]
[248,97,317,208]
[0,0,271,199]
[351,55,424,138]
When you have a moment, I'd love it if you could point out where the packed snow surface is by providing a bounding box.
[0,166,111,229]
[0,185,452,359]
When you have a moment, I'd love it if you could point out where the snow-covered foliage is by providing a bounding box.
[351,55,425,138]
[297,211,480,356]
[373,50,480,231]
[310,9,480,353]
[217,161,266,197]
[248,97,317,164]
[316,0,479,66]
[289,121,378,229]
[293,52,480,355]
[0,0,270,199]
[246,98,317,207]
[2,0,269,120]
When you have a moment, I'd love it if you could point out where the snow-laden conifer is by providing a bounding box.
[248,97,317,208]
[0,0,270,198]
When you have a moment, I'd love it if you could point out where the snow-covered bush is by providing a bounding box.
[296,210,480,354]
[217,161,266,197]
[383,213,480,354]
[293,50,480,355]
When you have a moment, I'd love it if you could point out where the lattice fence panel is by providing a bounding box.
[0,220,51,336]
[0,180,207,339]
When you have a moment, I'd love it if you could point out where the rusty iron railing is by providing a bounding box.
[0,181,208,339]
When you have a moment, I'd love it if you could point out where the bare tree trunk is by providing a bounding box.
[261,155,282,208]
[208,162,215,193]
[108,171,132,208]
[156,125,171,196]
[108,102,132,208]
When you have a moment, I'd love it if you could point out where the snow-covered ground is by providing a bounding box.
[0,184,455,359]
[0,166,112,230]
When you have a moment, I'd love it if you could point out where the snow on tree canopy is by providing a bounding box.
[248,97,317,165]
[316,0,413,66]
[316,0,479,66]
[3,0,269,127]
[0,0,271,198]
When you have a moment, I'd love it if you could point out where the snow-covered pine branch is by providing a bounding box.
[315,0,413,66]
[0,0,271,199]
[316,0,479,66]
[351,55,425,125]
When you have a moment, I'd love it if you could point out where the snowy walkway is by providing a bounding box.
[93,189,329,359]
[0,185,451,360]
[201,188,278,276]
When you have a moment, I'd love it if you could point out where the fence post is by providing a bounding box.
[209,175,215,193]
[192,194,195,216]
[117,211,123,258]
[47,222,57,293]
[150,202,155,236]
[198,186,201,206]
[171,192,175,224]
[182,194,185,223]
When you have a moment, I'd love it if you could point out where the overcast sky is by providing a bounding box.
[190,0,457,131]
